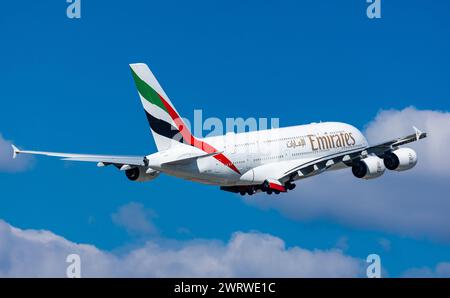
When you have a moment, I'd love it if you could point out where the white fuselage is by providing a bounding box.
[146,122,369,186]
[12,63,426,193]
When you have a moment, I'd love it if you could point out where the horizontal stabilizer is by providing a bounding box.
[161,151,222,166]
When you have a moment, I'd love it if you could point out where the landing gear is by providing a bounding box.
[285,181,296,191]
[261,180,270,192]
[238,187,256,196]
[221,180,295,196]
[260,179,296,195]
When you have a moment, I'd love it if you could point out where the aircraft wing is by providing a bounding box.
[277,126,427,182]
[11,145,147,167]
[365,126,427,155]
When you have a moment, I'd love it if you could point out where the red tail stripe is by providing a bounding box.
[158,94,241,175]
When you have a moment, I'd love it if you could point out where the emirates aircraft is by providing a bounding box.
[12,63,427,195]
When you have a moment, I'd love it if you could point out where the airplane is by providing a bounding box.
[12,63,427,196]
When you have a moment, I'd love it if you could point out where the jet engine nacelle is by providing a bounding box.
[352,156,385,179]
[383,148,417,171]
[125,166,160,182]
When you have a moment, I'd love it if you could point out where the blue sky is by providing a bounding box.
[0,0,449,277]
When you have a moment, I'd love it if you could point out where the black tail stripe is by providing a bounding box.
[145,111,184,142]
[145,111,184,143]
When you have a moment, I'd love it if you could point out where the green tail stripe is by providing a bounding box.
[130,67,168,113]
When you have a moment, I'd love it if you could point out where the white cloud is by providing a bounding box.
[403,262,450,277]
[364,107,450,176]
[0,133,31,172]
[248,107,450,242]
[335,236,349,251]
[377,238,391,252]
[111,202,158,236]
[0,219,363,277]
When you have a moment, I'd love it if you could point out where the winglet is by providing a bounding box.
[413,126,424,141]
[11,144,20,159]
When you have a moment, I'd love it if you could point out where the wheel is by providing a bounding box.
[261,180,269,192]
[267,190,272,195]
[240,191,246,196]
[274,190,280,194]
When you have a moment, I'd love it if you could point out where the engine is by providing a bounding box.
[383,148,417,171]
[125,166,160,182]
[352,156,385,179]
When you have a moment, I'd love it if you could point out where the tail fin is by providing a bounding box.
[130,63,192,151]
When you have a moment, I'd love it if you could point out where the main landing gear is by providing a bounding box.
[220,180,296,196]
[285,181,296,191]
[240,188,256,196]
[260,180,296,196]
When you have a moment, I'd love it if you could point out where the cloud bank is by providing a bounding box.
[402,262,450,278]
[249,107,450,242]
[0,133,31,172]
[0,219,363,277]
[111,202,159,236]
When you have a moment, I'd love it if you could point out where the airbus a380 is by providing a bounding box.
[12,63,427,195]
